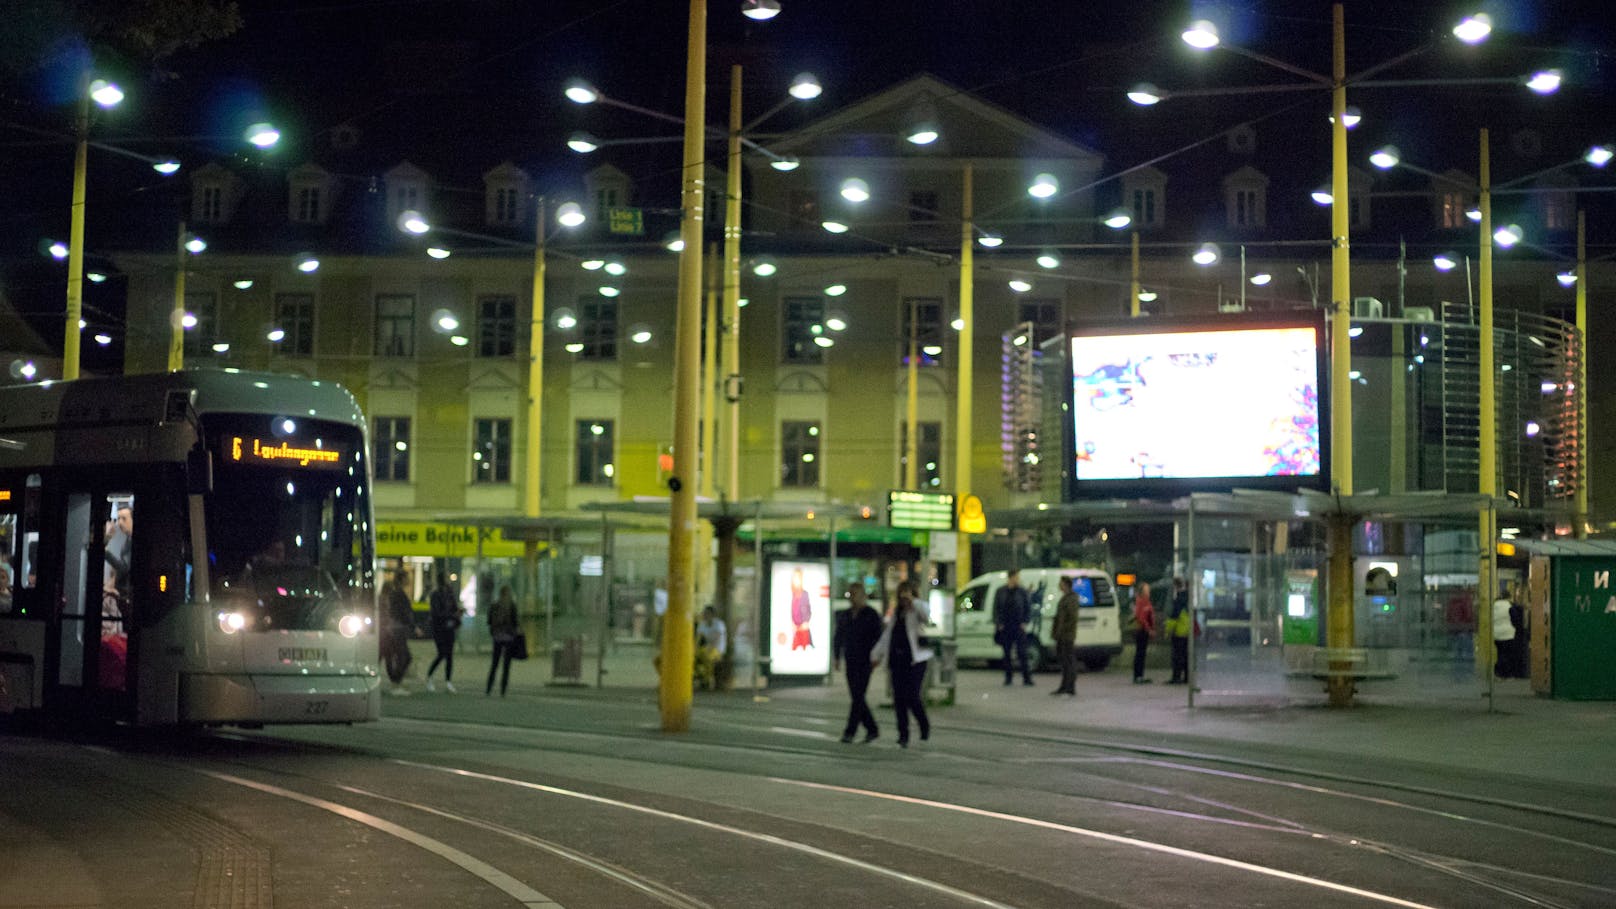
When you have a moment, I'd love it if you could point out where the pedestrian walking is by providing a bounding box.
[485,583,520,696]
[871,580,932,748]
[1130,581,1156,684]
[832,582,883,743]
[993,569,1034,686]
[1048,576,1080,695]
[425,574,464,692]
[381,573,414,695]
[1166,577,1191,684]
[1492,583,1524,680]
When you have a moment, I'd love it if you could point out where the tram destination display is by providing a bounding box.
[1066,313,1328,498]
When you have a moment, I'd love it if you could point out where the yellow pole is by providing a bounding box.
[167,222,187,372]
[662,0,705,733]
[697,243,719,603]
[905,297,919,489]
[523,198,547,650]
[1478,128,1497,679]
[723,65,744,500]
[525,198,547,519]
[1129,230,1141,317]
[1575,209,1588,538]
[954,165,974,587]
[1325,2,1355,707]
[64,91,89,380]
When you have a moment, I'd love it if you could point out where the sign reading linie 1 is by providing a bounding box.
[607,206,644,236]
[229,436,346,470]
[888,490,956,531]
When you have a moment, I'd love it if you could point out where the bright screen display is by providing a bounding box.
[768,561,832,676]
[1069,322,1323,488]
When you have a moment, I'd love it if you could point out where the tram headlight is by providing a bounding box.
[338,614,367,638]
[217,611,248,634]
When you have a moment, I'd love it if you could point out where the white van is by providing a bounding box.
[953,569,1123,672]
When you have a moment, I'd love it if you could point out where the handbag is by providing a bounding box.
[510,632,529,661]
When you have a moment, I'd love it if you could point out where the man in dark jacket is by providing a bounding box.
[994,570,1034,686]
[1049,575,1080,696]
[832,582,883,743]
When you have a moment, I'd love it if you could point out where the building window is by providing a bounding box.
[1230,188,1262,228]
[295,186,322,223]
[900,297,945,366]
[899,420,943,489]
[575,420,615,486]
[494,187,520,224]
[181,292,218,358]
[375,295,415,357]
[909,190,939,222]
[477,294,517,357]
[373,417,411,482]
[787,190,821,227]
[595,187,620,218]
[580,298,617,361]
[1018,298,1062,346]
[395,185,419,214]
[783,297,824,365]
[199,185,223,222]
[781,421,821,488]
[472,418,512,484]
[273,293,315,357]
[1131,187,1159,228]
[1349,192,1369,230]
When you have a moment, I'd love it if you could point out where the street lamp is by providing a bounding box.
[61,75,123,380]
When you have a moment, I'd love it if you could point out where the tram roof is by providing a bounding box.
[989,490,1516,528]
[0,369,363,431]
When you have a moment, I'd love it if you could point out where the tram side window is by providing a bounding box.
[0,510,15,613]
[20,473,42,592]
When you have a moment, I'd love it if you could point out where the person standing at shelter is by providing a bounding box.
[832,582,883,743]
[1166,577,1191,685]
[993,569,1033,686]
[381,573,414,695]
[695,605,728,690]
[1131,581,1156,684]
[1049,575,1080,696]
[871,580,932,748]
[425,574,464,692]
[1492,583,1520,680]
[485,583,520,697]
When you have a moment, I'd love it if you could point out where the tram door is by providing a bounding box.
[49,484,136,713]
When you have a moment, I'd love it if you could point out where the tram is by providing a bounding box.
[0,369,381,726]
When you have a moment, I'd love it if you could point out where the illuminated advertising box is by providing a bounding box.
[767,560,832,676]
[1067,313,1328,498]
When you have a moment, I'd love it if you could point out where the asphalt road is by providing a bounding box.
[4,679,1614,909]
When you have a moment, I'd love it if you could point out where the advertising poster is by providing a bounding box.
[768,561,832,676]
[1070,325,1322,482]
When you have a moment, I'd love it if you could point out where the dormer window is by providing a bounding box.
[288,164,333,225]
[1223,166,1269,229]
[483,162,531,228]
[583,164,633,222]
[200,185,223,222]
[1121,168,1166,230]
[384,162,430,227]
[190,163,238,224]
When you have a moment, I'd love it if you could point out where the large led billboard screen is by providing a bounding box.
[1066,314,1328,497]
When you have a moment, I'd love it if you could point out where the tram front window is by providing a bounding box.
[202,422,372,631]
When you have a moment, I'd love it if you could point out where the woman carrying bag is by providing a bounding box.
[870,580,933,748]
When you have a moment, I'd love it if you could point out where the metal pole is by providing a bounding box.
[522,198,548,654]
[1575,210,1589,538]
[752,498,767,702]
[1239,245,1246,311]
[661,0,706,732]
[723,65,745,501]
[1478,128,1496,689]
[64,90,89,380]
[1186,496,1197,708]
[905,297,919,489]
[1130,230,1141,317]
[954,165,975,587]
[167,222,187,372]
[1324,1,1356,708]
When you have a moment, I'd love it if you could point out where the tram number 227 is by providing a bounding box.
[304,701,330,716]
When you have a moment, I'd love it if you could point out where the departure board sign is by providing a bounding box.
[888,490,956,531]
[229,436,346,470]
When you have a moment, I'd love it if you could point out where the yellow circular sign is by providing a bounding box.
[959,494,986,535]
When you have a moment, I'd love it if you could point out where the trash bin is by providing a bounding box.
[551,636,583,683]
[925,639,957,706]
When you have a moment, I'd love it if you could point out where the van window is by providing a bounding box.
[957,584,989,614]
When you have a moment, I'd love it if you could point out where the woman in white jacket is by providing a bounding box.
[871,580,932,747]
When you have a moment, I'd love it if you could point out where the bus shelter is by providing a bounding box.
[990,490,1539,710]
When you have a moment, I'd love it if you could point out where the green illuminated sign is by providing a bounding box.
[607,207,644,236]
[888,490,955,531]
